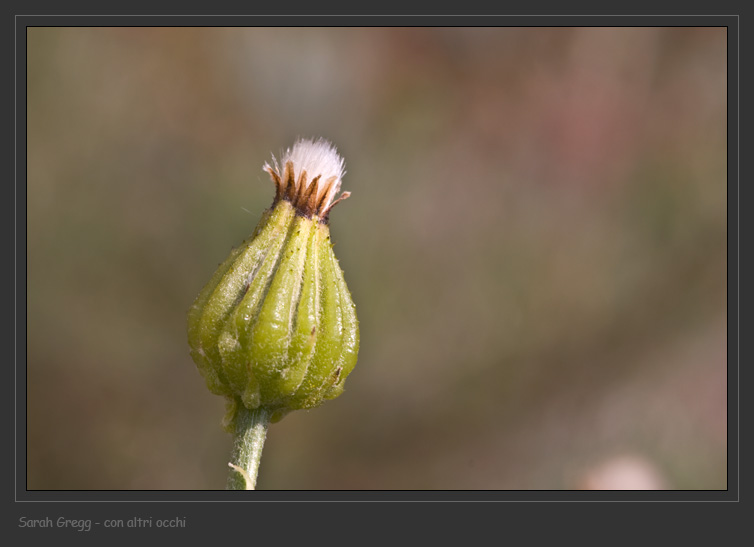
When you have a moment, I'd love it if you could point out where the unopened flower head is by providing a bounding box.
[188,137,359,426]
[263,137,351,221]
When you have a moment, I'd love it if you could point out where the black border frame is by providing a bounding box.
[12,15,740,535]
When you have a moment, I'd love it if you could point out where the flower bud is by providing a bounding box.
[188,138,359,424]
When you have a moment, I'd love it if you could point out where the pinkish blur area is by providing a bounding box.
[26,27,728,490]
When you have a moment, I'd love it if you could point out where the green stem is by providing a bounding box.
[227,406,270,490]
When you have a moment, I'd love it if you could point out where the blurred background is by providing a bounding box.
[26,27,727,490]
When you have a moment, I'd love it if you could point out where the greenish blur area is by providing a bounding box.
[26,27,727,490]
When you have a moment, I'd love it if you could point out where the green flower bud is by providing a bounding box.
[188,138,359,425]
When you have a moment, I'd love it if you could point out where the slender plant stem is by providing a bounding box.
[226,406,270,490]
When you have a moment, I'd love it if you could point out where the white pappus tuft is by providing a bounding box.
[263,137,350,219]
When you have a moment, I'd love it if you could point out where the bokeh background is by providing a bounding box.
[26,27,728,490]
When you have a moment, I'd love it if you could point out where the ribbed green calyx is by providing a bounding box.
[187,141,359,426]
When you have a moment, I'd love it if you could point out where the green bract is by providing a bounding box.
[187,139,359,425]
